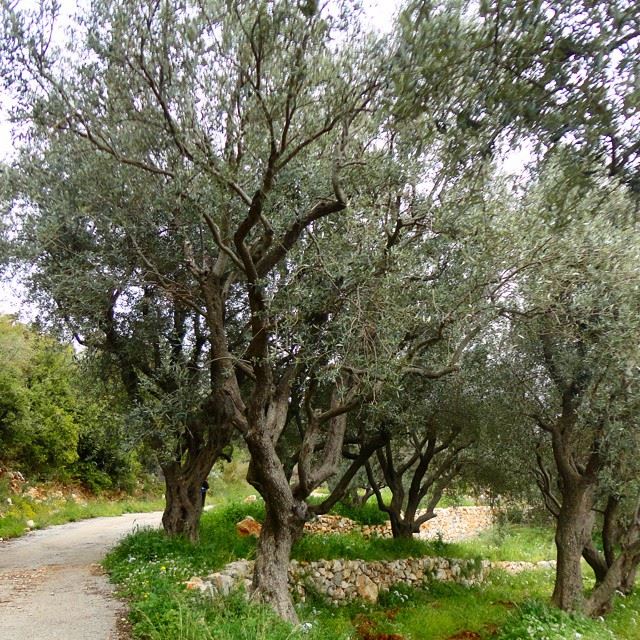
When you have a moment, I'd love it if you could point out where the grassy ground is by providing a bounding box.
[0,480,163,539]
[104,501,640,640]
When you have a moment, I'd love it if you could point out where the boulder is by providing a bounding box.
[236,516,262,537]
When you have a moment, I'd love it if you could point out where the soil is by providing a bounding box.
[0,511,162,639]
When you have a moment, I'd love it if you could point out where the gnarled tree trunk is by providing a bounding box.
[551,484,595,611]
[585,551,640,616]
[160,409,233,541]
[161,463,206,541]
[246,428,306,624]
[252,503,305,622]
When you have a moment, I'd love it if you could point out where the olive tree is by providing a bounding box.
[364,368,486,539]
[501,157,640,615]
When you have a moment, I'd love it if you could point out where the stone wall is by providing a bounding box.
[288,556,491,603]
[303,506,495,541]
[187,554,556,606]
[187,556,491,605]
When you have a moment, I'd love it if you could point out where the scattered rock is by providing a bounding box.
[243,494,257,503]
[211,573,235,595]
[0,468,25,493]
[26,519,35,528]
[236,516,262,537]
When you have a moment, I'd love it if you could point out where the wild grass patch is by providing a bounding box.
[0,483,163,539]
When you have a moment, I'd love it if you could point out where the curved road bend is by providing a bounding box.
[0,511,162,640]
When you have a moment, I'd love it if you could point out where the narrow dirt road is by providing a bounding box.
[0,512,162,639]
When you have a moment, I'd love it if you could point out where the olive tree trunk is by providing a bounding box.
[252,505,305,622]
[551,484,595,611]
[245,429,307,623]
[161,463,207,541]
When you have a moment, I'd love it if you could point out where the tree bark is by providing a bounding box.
[252,505,305,623]
[161,463,206,541]
[551,484,595,611]
[246,429,306,624]
[389,512,415,539]
[585,552,640,616]
[620,563,638,596]
[582,540,608,585]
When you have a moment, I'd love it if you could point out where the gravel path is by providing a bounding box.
[0,512,162,640]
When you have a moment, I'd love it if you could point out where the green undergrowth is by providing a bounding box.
[0,481,163,539]
[206,457,255,506]
[444,524,557,563]
[295,522,557,563]
[105,501,640,639]
[325,499,390,525]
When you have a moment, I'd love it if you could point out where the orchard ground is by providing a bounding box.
[104,499,640,640]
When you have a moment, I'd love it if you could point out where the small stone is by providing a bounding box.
[236,516,262,537]
[185,577,205,590]
[212,573,235,595]
[243,494,257,504]
[26,519,35,528]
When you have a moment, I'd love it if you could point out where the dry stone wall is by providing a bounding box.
[185,506,553,606]
[303,506,495,541]
[288,556,491,603]
[187,555,556,606]
[188,556,491,605]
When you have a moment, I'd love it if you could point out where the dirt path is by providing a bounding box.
[0,512,162,639]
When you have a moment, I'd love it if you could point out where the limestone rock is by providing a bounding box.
[211,573,235,595]
[223,560,253,580]
[355,573,378,603]
[184,576,206,591]
[236,516,262,537]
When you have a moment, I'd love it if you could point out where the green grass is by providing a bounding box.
[294,522,556,563]
[104,501,640,640]
[302,571,557,639]
[442,523,557,563]
[0,484,163,539]
[323,499,389,525]
[206,457,256,506]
